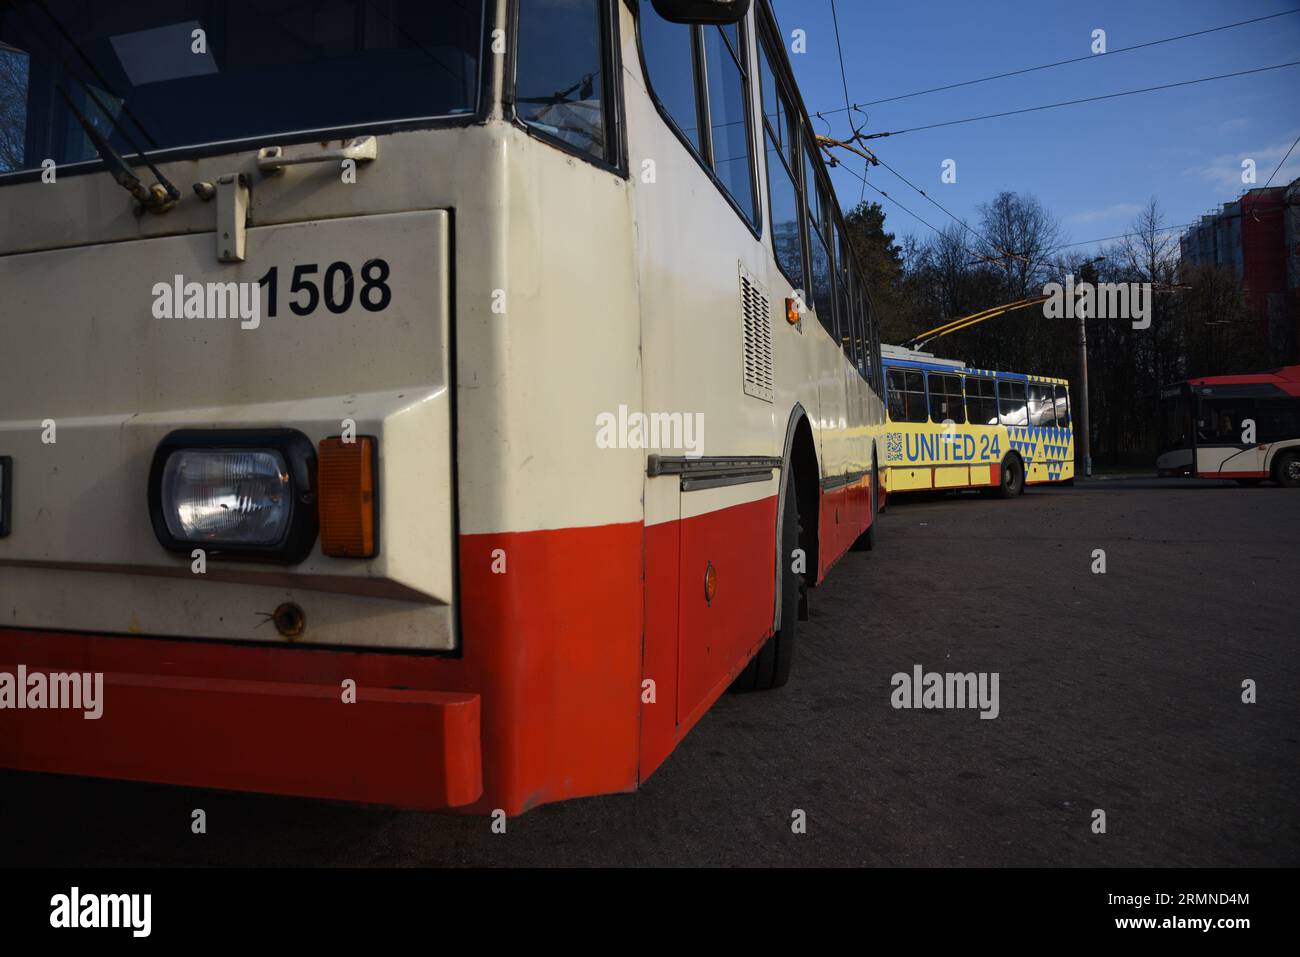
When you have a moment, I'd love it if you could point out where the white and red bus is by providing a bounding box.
[0,0,885,813]
[1157,365,1300,487]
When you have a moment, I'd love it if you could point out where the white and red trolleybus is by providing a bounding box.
[0,0,885,813]
[1157,365,1300,487]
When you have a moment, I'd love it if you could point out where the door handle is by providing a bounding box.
[257,136,378,174]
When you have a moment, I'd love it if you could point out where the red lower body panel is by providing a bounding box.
[676,496,776,725]
[0,631,482,809]
[818,476,872,582]
[1,484,868,814]
[1,522,646,816]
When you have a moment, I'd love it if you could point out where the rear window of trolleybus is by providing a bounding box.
[0,0,484,177]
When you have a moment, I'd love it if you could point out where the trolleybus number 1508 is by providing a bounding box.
[256,259,393,317]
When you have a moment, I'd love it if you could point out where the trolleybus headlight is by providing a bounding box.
[148,429,318,563]
[162,450,290,544]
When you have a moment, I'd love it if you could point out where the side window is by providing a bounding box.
[638,9,700,152]
[639,4,758,226]
[1050,384,1071,426]
[758,39,791,165]
[1028,382,1057,427]
[516,0,609,161]
[1198,399,1255,444]
[862,293,875,385]
[758,36,803,288]
[997,379,1028,426]
[765,132,804,290]
[1054,384,1071,427]
[805,145,821,232]
[868,294,881,388]
[851,276,866,379]
[837,231,855,358]
[929,373,965,424]
[834,221,853,365]
[886,368,907,422]
[966,377,997,425]
[856,287,869,381]
[904,370,928,423]
[852,276,863,377]
[888,369,927,423]
[806,210,835,340]
[804,149,835,340]
[846,270,860,370]
[874,305,883,387]
[702,25,757,221]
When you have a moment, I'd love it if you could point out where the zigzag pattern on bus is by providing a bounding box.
[1006,425,1073,466]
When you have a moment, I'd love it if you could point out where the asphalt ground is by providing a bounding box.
[2,478,1296,866]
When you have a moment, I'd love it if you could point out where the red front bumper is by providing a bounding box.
[0,629,482,810]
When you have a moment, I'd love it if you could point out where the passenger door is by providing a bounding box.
[1195,398,1265,475]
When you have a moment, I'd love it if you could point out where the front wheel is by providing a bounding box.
[730,472,801,692]
[1273,451,1300,488]
[996,453,1024,498]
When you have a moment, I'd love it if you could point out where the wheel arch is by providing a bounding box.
[1269,442,1300,484]
[1266,439,1300,471]
[773,403,819,632]
[1002,447,1026,477]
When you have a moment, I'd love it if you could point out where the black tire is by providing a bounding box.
[731,472,801,692]
[1235,478,1263,487]
[851,455,879,552]
[1273,451,1300,488]
[996,453,1024,498]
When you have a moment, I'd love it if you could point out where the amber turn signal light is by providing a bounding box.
[318,436,377,558]
[785,297,802,325]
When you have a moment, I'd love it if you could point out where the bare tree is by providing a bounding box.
[977,191,1063,300]
[1116,199,1180,389]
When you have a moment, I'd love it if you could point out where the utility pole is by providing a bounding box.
[1075,257,1104,478]
[1076,301,1091,478]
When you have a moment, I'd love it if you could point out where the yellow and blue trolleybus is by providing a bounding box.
[881,345,1075,500]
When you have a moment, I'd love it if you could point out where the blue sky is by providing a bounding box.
[771,0,1300,257]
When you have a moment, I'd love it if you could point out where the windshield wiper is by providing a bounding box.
[10,0,180,213]
[56,85,179,214]
[31,0,159,149]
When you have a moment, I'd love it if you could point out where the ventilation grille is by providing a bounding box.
[740,265,773,403]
